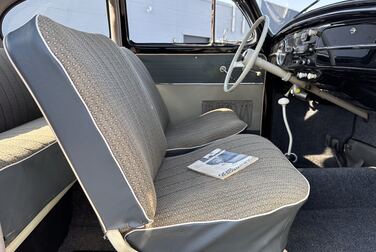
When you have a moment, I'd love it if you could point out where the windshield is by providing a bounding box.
[256,0,347,34]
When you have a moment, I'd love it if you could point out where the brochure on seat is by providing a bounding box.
[188,148,258,180]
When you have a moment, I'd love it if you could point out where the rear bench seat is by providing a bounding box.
[0,49,75,250]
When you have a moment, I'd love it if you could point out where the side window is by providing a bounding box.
[126,0,250,45]
[127,0,212,44]
[2,0,109,37]
[215,0,250,43]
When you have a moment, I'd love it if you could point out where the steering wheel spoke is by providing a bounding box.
[223,15,269,93]
[233,61,245,68]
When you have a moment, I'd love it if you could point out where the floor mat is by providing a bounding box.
[288,207,376,252]
[288,167,376,251]
[60,168,376,251]
[58,185,114,252]
[270,97,355,168]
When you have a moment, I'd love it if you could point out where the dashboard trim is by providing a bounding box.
[316,44,376,51]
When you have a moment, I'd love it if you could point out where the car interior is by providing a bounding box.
[1,0,376,252]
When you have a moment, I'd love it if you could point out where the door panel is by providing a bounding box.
[139,53,265,133]
[157,85,263,132]
[138,54,264,84]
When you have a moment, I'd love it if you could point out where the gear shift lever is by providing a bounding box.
[278,97,298,163]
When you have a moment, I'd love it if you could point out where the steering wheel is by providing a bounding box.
[224,15,270,92]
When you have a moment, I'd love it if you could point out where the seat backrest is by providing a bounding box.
[121,48,170,130]
[5,15,167,231]
[0,49,41,132]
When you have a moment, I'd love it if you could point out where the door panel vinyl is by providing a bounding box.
[139,53,265,133]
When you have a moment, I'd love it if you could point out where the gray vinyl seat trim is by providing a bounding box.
[154,134,309,226]
[0,224,4,251]
[5,15,310,251]
[0,118,55,170]
[0,49,41,133]
[121,48,248,151]
[165,108,248,151]
[4,15,152,231]
[0,118,75,245]
[126,204,302,252]
[125,134,310,251]
[0,47,74,246]
[0,142,54,172]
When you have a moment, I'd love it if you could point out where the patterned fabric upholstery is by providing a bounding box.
[121,48,170,130]
[0,117,74,246]
[5,16,309,250]
[120,48,248,151]
[152,134,309,227]
[165,108,247,150]
[0,118,55,169]
[125,134,309,251]
[0,48,50,168]
[0,49,41,133]
[38,16,167,219]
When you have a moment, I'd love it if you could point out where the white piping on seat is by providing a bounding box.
[33,15,152,225]
[125,166,310,236]
[166,124,248,152]
[35,15,153,225]
[0,141,57,172]
[5,181,75,252]
[0,224,4,252]
[106,230,137,252]
[4,15,152,233]
[3,26,108,234]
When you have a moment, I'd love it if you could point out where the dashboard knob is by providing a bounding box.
[285,45,293,53]
[278,41,284,50]
[307,73,318,80]
[297,72,308,79]
[300,32,308,42]
[295,59,304,65]
[276,50,286,66]
[308,29,318,36]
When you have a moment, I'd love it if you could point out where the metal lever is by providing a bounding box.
[278,97,298,163]
[219,65,228,73]
[220,65,262,76]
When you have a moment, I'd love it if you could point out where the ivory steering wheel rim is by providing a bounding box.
[224,15,270,93]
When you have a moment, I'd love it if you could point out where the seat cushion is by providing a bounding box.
[5,15,168,228]
[155,134,308,226]
[121,48,248,152]
[0,118,55,168]
[125,134,309,251]
[6,16,308,251]
[0,118,75,246]
[165,108,247,151]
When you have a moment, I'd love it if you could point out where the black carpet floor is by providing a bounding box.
[287,167,376,252]
[59,168,376,252]
[58,185,114,252]
[289,208,376,252]
[270,97,355,168]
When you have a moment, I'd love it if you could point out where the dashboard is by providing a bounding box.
[268,1,376,109]
[271,27,319,79]
[270,23,376,82]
